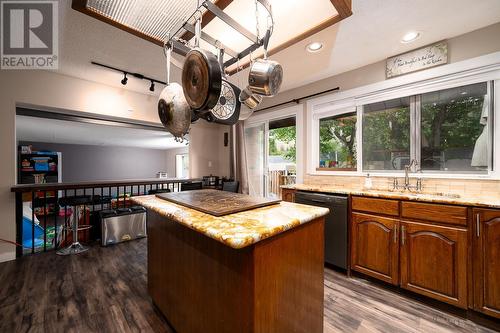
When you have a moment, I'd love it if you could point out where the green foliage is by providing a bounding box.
[269,126,296,162]
[319,114,357,168]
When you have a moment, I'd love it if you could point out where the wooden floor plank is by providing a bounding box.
[0,239,496,333]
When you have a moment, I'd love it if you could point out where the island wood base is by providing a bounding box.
[147,210,325,333]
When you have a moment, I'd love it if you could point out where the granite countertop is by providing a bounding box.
[283,184,500,209]
[131,195,329,249]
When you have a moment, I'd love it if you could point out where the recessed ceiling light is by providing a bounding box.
[306,42,323,53]
[401,31,421,43]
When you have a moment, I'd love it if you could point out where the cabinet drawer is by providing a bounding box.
[401,201,467,226]
[352,196,399,216]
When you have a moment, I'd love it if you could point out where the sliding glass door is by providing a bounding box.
[245,116,297,198]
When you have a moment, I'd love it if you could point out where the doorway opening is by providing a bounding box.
[245,115,297,198]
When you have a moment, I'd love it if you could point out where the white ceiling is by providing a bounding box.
[16,116,188,150]
[55,0,500,95]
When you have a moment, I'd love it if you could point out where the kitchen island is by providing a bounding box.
[132,192,329,333]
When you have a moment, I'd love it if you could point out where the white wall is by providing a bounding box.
[165,147,189,178]
[0,70,229,262]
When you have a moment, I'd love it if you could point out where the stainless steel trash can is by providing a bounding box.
[100,206,147,246]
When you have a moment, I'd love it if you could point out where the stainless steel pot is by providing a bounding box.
[239,86,262,109]
[248,28,283,97]
[248,58,283,96]
[158,83,191,138]
[158,44,191,139]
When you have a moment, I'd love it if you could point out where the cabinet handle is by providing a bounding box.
[401,225,406,245]
[393,224,398,243]
[476,213,480,238]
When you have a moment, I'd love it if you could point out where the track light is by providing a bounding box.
[121,73,128,85]
[149,80,155,92]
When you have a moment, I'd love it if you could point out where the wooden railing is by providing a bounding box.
[268,170,296,196]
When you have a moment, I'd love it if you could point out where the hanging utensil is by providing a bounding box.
[182,15,222,112]
[204,48,241,125]
[158,42,191,139]
[248,2,282,97]
[248,29,283,97]
[239,86,262,109]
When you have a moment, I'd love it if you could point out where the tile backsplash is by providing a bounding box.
[304,175,500,198]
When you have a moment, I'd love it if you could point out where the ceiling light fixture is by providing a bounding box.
[306,42,323,53]
[91,61,166,92]
[401,31,421,43]
[121,73,128,85]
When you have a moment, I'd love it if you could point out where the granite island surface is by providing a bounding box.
[131,192,329,333]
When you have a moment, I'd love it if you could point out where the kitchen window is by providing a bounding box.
[318,112,357,171]
[362,97,411,171]
[420,82,489,173]
[315,81,494,176]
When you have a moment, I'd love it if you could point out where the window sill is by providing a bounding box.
[308,169,500,180]
[316,167,357,172]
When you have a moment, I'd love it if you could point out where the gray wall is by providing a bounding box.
[20,141,172,182]
[165,147,189,178]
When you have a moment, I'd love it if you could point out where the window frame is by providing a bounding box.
[307,53,500,179]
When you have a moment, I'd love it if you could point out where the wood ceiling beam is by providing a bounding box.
[180,0,234,41]
[226,0,352,75]
[71,0,233,48]
[72,0,353,76]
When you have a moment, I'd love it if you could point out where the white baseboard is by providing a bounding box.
[0,251,16,263]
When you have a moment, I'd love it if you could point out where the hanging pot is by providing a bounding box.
[239,86,262,109]
[158,83,191,137]
[248,30,283,97]
[182,18,222,111]
[158,44,191,138]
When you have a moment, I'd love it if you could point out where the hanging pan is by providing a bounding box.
[202,48,240,125]
[158,42,191,139]
[182,16,222,112]
[248,3,283,97]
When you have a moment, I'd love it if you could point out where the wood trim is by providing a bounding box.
[72,0,164,47]
[71,0,233,49]
[401,201,468,227]
[11,178,198,192]
[330,0,352,18]
[351,196,400,217]
[227,0,353,74]
[72,0,352,76]
[179,0,233,41]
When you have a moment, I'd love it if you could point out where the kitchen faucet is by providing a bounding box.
[393,159,422,192]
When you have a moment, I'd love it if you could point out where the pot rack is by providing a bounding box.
[166,0,272,70]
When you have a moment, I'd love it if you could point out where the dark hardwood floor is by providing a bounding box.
[0,239,497,333]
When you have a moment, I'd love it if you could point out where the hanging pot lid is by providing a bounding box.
[181,17,222,111]
[208,79,241,125]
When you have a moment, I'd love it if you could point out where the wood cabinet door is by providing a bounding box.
[473,209,500,318]
[281,188,295,202]
[400,221,467,308]
[351,213,399,285]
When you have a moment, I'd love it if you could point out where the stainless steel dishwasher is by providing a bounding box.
[295,191,348,269]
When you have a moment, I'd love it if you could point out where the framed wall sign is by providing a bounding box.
[386,42,448,78]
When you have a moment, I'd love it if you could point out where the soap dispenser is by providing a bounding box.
[364,173,373,190]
